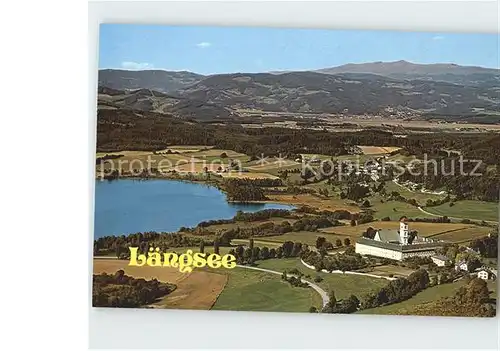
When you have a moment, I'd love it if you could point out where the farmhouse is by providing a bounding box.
[476,268,496,281]
[455,260,469,272]
[431,254,450,267]
[355,216,444,261]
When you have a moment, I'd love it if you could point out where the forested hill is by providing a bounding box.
[98,69,500,120]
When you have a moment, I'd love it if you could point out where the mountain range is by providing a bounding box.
[314,60,500,86]
[97,61,500,121]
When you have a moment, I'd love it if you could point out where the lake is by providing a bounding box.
[93,179,294,238]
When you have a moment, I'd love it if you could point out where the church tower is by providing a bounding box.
[399,216,409,245]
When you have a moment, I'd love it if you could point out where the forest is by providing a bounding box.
[411,277,496,317]
[92,270,176,308]
[97,109,500,165]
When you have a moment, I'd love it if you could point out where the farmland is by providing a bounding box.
[93,258,227,310]
[357,146,402,155]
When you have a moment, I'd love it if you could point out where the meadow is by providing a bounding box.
[210,267,322,312]
[424,200,498,222]
[254,258,388,300]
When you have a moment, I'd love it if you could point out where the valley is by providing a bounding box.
[93,60,498,317]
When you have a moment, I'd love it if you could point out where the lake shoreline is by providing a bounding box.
[94,178,295,239]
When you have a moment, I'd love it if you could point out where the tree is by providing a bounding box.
[199,241,205,253]
[235,245,244,259]
[344,238,351,246]
[328,290,337,306]
[260,246,270,260]
[213,238,220,255]
[335,239,342,247]
[316,236,326,250]
[252,247,261,262]
[300,168,315,183]
[243,248,252,262]
[249,238,254,251]
[269,248,276,258]
[115,245,123,259]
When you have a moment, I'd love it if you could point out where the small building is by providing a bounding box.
[431,254,449,267]
[455,260,468,272]
[477,269,493,281]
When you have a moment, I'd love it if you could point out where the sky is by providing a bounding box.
[99,24,499,75]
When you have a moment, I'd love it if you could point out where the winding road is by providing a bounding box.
[236,264,330,307]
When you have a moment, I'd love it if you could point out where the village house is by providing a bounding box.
[431,254,450,267]
[455,260,468,272]
[476,268,496,281]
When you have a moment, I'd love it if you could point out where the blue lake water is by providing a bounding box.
[93,179,294,238]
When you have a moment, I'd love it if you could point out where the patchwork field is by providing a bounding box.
[188,148,250,163]
[157,145,214,153]
[219,171,279,179]
[93,258,227,310]
[96,151,206,172]
[357,146,402,155]
[424,200,498,222]
[267,194,360,213]
[245,158,301,172]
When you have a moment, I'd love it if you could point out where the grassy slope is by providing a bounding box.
[210,267,321,312]
[424,200,498,222]
[358,280,497,316]
[254,258,388,300]
[384,181,446,204]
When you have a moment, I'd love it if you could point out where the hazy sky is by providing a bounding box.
[99,24,499,74]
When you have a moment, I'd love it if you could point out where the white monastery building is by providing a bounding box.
[355,216,443,261]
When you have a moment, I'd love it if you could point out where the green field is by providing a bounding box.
[430,226,492,243]
[358,280,497,315]
[369,196,426,219]
[202,218,296,232]
[385,181,446,205]
[258,231,347,246]
[254,258,388,300]
[358,281,465,315]
[423,200,498,222]
[211,267,321,312]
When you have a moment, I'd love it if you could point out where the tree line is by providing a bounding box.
[301,248,368,272]
[97,109,500,166]
[92,270,176,308]
[360,269,430,310]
